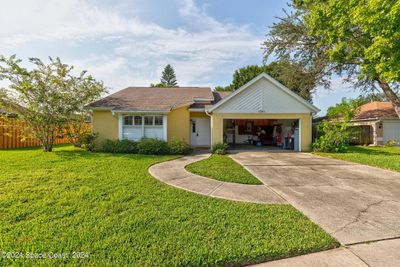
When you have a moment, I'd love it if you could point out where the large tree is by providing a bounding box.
[0,55,106,152]
[151,64,178,87]
[216,60,317,101]
[263,0,400,117]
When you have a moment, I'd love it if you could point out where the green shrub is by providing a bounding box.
[137,138,170,155]
[168,140,192,155]
[81,132,98,151]
[385,139,399,147]
[312,120,349,152]
[214,148,227,155]
[101,139,138,153]
[212,143,229,154]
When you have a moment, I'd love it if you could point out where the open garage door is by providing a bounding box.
[223,119,300,151]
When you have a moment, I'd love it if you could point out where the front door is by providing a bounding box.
[190,117,211,146]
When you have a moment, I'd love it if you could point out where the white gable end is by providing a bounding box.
[213,77,314,114]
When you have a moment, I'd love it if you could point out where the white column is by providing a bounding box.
[209,116,213,148]
[298,118,302,152]
[118,115,123,140]
[163,115,168,141]
[141,115,145,139]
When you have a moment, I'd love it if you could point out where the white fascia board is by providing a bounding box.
[193,98,214,102]
[112,110,170,115]
[188,108,206,112]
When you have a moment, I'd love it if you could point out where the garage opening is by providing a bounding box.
[223,119,300,151]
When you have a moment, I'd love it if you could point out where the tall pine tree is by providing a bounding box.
[151,64,178,87]
[160,64,177,87]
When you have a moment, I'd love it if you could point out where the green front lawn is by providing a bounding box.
[315,146,400,172]
[186,154,262,185]
[0,146,337,266]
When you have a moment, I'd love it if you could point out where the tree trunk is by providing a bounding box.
[42,136,52,152]
[376,78,400,118]
[41,126,54,152]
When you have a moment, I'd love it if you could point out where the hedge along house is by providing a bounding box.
[87,73,320,151]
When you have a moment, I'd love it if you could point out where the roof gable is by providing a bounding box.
[208,73,319,113]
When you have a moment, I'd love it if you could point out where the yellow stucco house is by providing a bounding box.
[87,73,320,151]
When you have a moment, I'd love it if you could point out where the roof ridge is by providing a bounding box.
[125,86,211,89]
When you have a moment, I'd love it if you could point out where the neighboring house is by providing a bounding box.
[87,73,320,151]
[350,101,400,145]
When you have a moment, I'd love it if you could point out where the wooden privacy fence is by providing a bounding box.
[347,125,373,145]
[1,117,72,149]
[312,122,373,145]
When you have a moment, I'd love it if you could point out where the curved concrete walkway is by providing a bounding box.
[148,153,286,204]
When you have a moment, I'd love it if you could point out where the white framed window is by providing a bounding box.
[154,116,163,126]
[134,116,142,125]
[121,114,166,141]
[124,116,133,126]
[144,116,154,125]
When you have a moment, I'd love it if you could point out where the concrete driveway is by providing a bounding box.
[231,151,400,265]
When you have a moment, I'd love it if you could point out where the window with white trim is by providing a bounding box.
[134,116,142,125]
[154,116,163,126]
[124,116,133,126]
[122,115,165,141]
[144,116,154,125]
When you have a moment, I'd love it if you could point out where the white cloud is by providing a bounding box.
[0,0,175,47]
[0,0,263,90]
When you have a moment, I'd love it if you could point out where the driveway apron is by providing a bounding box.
[231,151,400,266]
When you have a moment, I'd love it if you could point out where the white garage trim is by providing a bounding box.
[299,118,302,152]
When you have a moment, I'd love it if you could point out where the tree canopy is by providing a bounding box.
[326,93,388,121]
[215,60,317,102]
[151,64,178,87]
[326,97,367,122]
[263,0,400,117]
[0,55,106,151]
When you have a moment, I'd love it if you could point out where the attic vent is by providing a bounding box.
[258,109,265,113]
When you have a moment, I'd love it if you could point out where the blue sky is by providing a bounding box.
[0,0,360,114]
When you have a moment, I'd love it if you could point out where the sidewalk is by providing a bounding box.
[148,153,286,204]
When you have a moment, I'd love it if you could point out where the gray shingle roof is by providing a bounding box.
[87,87,214,111]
